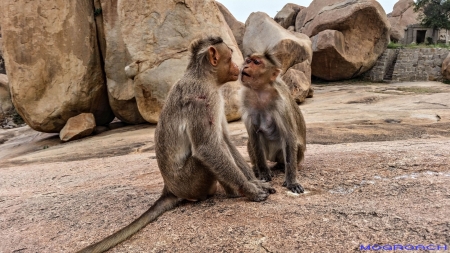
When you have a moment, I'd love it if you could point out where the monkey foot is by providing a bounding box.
[283,182,304,194]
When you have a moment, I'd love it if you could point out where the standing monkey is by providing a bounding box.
[76,36,274,253]
[240,51,306,194]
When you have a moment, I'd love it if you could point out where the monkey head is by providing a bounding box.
[208,43,240,85]
[187,36,240,85]
[241,53,281,90]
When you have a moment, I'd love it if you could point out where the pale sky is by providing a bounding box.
[217,0,395,23]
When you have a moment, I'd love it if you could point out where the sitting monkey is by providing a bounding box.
[240,51,307,194]
[77,37,275,253]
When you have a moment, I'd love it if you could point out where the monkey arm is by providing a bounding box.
[222,129,256,181]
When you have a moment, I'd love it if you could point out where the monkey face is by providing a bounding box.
[241,56,275,90]
[210,44,240,84]
[219,48,240,84]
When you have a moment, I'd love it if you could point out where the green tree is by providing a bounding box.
[414,0,450,30]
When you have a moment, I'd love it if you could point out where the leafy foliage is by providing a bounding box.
[414,0,450,30]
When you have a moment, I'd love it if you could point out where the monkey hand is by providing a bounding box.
[243,182,272,202]
[251,179,276,194]
[282,181,304,194]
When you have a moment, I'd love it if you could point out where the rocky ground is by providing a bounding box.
[1,81,449,252]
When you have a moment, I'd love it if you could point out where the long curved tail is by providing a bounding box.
[77,192,179,253]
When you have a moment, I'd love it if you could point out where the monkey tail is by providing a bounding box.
[77,192,179,253]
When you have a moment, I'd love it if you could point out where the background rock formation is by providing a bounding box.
[0,74,12,114]
[243,12,312,74]
[243,12,313,102]
[295,0,390,81]
[216,2,245,54]
[274,3,305,29]
[441,53,450,81]
[97,0,146,124]
[0,25,5,75]
[388,0,421,43]
[118,0,244,123]
[281,59,313,103]
[0,0,114,133]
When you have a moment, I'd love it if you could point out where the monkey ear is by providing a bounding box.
[208,46,220,67]
[270,68,281,82]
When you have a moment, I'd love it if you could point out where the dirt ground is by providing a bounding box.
[1,81,449,252]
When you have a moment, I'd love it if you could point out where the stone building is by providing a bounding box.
[404,24,449,44]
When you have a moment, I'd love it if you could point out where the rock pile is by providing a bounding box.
[0,0,248,140]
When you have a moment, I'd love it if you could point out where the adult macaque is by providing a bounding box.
[240,51,306,194]
[77,36,274,253]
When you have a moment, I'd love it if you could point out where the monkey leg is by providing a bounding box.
[247,139,272,182]
[281,144,304,194]
[164,156,218,201]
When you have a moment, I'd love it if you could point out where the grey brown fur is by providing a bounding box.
[76,36,274,253]
[240,53,307,193]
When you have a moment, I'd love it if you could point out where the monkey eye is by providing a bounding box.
[252,59,261,65]
[245,58,262,65]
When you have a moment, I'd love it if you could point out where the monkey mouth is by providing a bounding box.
[241,71,250,77]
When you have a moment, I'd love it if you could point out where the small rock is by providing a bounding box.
[286,191,300,198]
[274,3,304,29]
[59,113,96,142]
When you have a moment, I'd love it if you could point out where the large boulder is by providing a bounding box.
[0,74,12,114]
[388,0,421,43]
[59,113,96,142]
[274,3,305,29]
[97,0,146,124]
[118,0,244,122]
[216,2,245,54]
[0,0,114,133]
[296,0,390,81]
[281,59,312,103]
[243,12,312,75]
[442,53,450,81]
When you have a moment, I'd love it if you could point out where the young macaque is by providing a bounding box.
[240,51,307,193]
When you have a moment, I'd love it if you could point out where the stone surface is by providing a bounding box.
[216,2,245,54]
[1,81,450,252]
[59,113,96,142]
[392,48,450,82]
[0,0,114,133]
[0,36,5,74]
[243,12,312,74]
[363,49,399,81]
[118,0,243,123]
[296,0,390,81]
[441,52,450,80]
[0,74,12,114]
[281,60,312,103]
[388,0,420,42]
[98,0,146,124]
[274,3,304,29]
